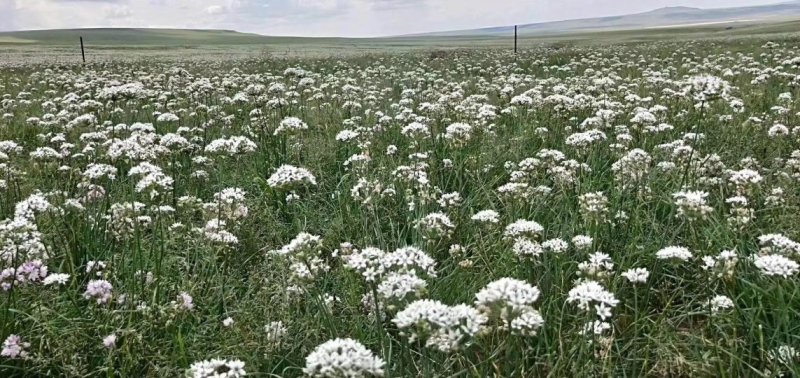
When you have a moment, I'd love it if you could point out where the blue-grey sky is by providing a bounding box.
[0,0,789,37]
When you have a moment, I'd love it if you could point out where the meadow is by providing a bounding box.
[1,27,800,377]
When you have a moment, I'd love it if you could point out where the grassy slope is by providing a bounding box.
[380,19,800,50]
[1,18,799,58]
[411,1,800,37]
[0,28,291,46]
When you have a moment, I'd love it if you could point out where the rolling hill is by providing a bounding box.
[1,1,800,46]
[409,1,800,37]
[0,28,277,45]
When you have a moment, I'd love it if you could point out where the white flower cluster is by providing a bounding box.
[129,161,174,198]
[767,345,799,367]
[621,268,650,284]
[416,212,455,239]
[401,122,431,141]
[727,168,763,193]
[701,250,738,279]
[204,136,257,156]
[656,246,693,262]
[512,238,544,261]
[187,358,246,378]
[471,209,500,224]
[758,234,800,257]
[577,252,614,279]
[380,246,437,278]
[725,196,753,227]
[274,116,308,136]
[303,338,385,378]
[567,280,619,335]
[267,164,317,190]
[673,190,713,221]
[270,232,329,282]
[0,196,50,264]
[197,218,239,246]
[578,192,609,223]
[105,202,150,240]
[685,74,730,102]
[82,163,118,181]
[206,187,249,221]
[474,278,544,336]
[565,129,606,149]
[707,295,734,314]
[503,219,544,239]
[376,272,427,304]
[392,299,487,352]
[442,122,473,146]
[753,254,798,278]
[264,321,288,345]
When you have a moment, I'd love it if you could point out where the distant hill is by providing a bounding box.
[407,1,800,37]
[0,28,275,45]
[2,1,800,46]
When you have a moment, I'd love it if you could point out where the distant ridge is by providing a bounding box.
[0,28,272,45]
[401,1,800,37]
[2,1,800,44]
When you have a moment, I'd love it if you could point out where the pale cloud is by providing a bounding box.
[292,0,339,10]
[106,5,133,18]
[0,0,789,37]
[368,0,425,10]
[205,5,226,14]
[52,0,126,2]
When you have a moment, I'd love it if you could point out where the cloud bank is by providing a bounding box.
[0,0,786,37]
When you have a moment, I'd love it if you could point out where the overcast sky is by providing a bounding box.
[0,0,788,37]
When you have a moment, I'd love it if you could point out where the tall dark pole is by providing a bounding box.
[80,36,86,64]
[514,25,518,55]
